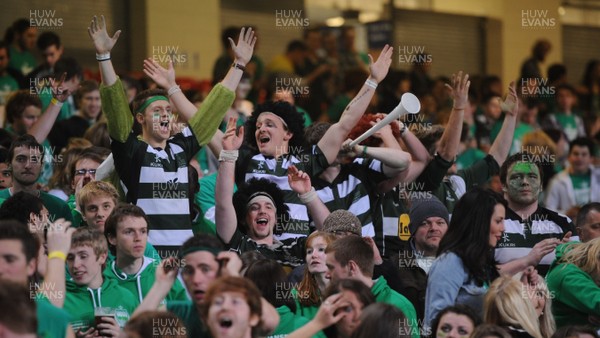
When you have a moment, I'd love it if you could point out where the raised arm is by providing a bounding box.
[288,165,330,229]
[215,118,244,244]
[489,81,518,167]
[29,73,71,143]
[88,15,120,87]
[437,71,470,161]
[39,219,74,308]
[132,258,178,317]
[317,45,394,164]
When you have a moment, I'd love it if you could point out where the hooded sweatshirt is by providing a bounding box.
[546,242,600,328]
[372,276,420,338]
[64,277,137,331]
[104,256,188,305]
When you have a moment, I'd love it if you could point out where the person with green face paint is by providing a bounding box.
[495,152,577,277]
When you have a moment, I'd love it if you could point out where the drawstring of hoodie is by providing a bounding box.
[86,288,103,308]
[112,258,146,303]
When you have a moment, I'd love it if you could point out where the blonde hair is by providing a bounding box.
[560,238,600,282]
[522,130,557,156]
[484,276,544,338]
[77,180,119,211]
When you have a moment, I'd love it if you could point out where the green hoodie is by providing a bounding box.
[372,277,420,338]
[64,278,137,331]
[104,256,188,306]
[268,305,326,338]
[36,297,71,338]
[546,242,600,328]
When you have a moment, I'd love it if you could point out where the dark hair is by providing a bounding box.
[71,146,104,177]
[325,236,374,277]
[125,311,186,338]
[233,178,290,236]
[0,279,37,334]
[0,220,39,263]
[286,40,308,53]
[304,122,331,146]
[556,83,577,96]
[53,56,82,82]
[0,40,8,56]
[181,233,225,258]
[437,187,506,285]
[499,152,544,186]
[350,303,407,338]
[221,26,240,50]
[244,258,295,310]
[547,64,567,84]
[244,101,306,153]
[105,204,149,255]
[0,191,45,226]
[470,324,512,338]
[75,80,100,103]
[551,325,600,338]
[36,31,61,51]
[582,60,600,88]
[431,305,482,336]
[324,278,375,306]
[6,90,42,124]
[4,19,32,45]
[84,121,111,149]
[343,68,369,93]
[7,134,44,163]
[569,137,596,156]
[577,202,600,228]
[303,27,321,40]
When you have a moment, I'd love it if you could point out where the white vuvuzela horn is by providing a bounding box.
[349,92,420,148]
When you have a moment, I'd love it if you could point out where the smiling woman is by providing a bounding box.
[424,187,507,328]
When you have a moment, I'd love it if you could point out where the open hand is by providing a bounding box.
[288,165,312,194]
[87,15,121,54]
[500,81,518,116]
[445,71,470,110]
[222,117,244,151]
[46,219,74,256]
[230,27,257,67]
[143,58,176,90]
[368,44,393,83]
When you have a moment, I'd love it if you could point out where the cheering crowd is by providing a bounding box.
[1,11,600,338]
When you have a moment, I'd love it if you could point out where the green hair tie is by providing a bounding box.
[135,95,169,113]
[179,246,223,259]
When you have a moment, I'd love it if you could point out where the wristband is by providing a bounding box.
[362,145,368,157]
[168,85,182,97]
[232,62,246,71]
[453,106,466,110]
[50,97,63,107]
[48,251,67,262]
[298,187,317,204]
[96,52,111,62]
[219,149,239,162]
[365,79,378,89]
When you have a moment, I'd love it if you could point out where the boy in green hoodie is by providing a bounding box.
[0,220,73,338]
[64,226,137,335]
[103,204,188,305]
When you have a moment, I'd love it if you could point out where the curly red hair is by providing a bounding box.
[347,113,401,147]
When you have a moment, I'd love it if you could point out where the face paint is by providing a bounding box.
[506,162,541,205]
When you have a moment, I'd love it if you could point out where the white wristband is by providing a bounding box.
[219,149,239,162]
[365,79,378,89]
[96,52,111,61]
[168,85,182,97]
[298,187,317,204]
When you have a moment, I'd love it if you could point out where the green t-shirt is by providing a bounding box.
[490,120,534,155]
[268,306,326,338]
[570,172,591,206]
[193,172,237,235]
[456,147,486,171]
[554,113,578,141]
[0,74,19,104]
[167,301,210,338]
[36,297,71,338]
[8,46,36,75]
[40,89,73,121]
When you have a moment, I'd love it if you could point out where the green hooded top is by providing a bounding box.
[36,297,71,338]
[103,256,188,306]
[268,305,326,338]
[546,242,600,328]
[372,277,420,338]
[63,277,138,332]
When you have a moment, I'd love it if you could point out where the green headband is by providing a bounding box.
[179,246,223,259]
[136,95,169,113]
